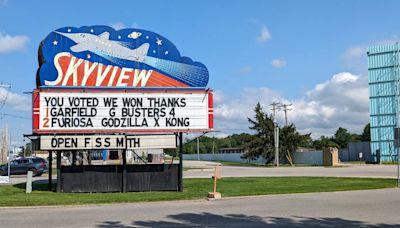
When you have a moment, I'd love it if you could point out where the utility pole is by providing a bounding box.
[274,126,279,167]
[270,102,281,167]
[0,84,11,163]
[280,103,293,126]
[270,102,281,120]
[1,125,8,164]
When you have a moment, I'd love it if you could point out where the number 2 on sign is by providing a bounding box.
[42,107,49,128]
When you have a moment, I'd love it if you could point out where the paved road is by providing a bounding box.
[185,163,399,179]
[1,188,399,227]
[7,163,398,184]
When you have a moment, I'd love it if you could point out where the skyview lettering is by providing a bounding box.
[45,52,153,87]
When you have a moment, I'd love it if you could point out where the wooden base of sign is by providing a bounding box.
[207,192,221,199]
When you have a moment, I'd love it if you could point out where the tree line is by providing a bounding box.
[183,103,370,163]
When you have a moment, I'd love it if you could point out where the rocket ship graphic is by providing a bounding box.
[55,31,149,63]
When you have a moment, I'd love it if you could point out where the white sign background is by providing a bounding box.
[40,135,176,150]
[38,92,210,132]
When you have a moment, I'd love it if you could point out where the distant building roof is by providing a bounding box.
[218,147,244,154]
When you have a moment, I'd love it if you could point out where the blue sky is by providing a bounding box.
[1,0,400,146]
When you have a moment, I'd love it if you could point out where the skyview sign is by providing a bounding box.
[37,26,209,88]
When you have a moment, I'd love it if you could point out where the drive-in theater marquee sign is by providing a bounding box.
[34,25,213,133]
[34,91,212,133]
[33,25,213,193]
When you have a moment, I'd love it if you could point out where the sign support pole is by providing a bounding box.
[122,149,127,193]
[56,151,61,193]
[394,127,400,187]
[72,151,76,166]
[397,148,400,188]
[48,151,52,191]
[7,149,10,185]
[178,132,183,192]
[197,138,200,161]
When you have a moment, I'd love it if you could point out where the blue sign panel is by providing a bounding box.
[37,26,209,88]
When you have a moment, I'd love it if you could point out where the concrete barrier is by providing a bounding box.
[183,150,324,166]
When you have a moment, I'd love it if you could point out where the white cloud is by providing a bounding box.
[110,22,140,30]
[0,33,29,54]
[343,37,400,72]
[214,72,369,139]
[256,25,271,43]
[342,45,366,71]
[344,46,364,60]
[271,58,287,68]
[110,22,126,30]
[0,88,30,112]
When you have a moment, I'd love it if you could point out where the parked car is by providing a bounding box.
[0,157,48,177]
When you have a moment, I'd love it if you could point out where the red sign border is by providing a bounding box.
[32,88,214,134]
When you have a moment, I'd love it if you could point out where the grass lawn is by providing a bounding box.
[0,177,396,207]
[381,161,399,165]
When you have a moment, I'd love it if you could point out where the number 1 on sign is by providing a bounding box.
[43,107,49,128]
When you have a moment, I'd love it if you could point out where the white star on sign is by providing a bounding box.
[156,37,162,46]
[90,29,94,33]
[87,54,91,59]
[53,40,58,46]
[165,51,168,55]
[118,35,121,39]
[67,29,71,32]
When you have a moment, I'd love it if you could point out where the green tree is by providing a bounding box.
[313,136,339,150]
[333,127,352,148]
[24,143,32,157]
[243,103,308,165]
[361,123,371,141]
[313,136,340,150]
[17,143,32,157]
[182,133,254,154]
[279,124,311,165]
[242,103,275,162]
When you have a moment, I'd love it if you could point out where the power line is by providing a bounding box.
[270,101,281,121]
[0,113,31,120]
[280,103,293,126]
[0,83,11,111]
